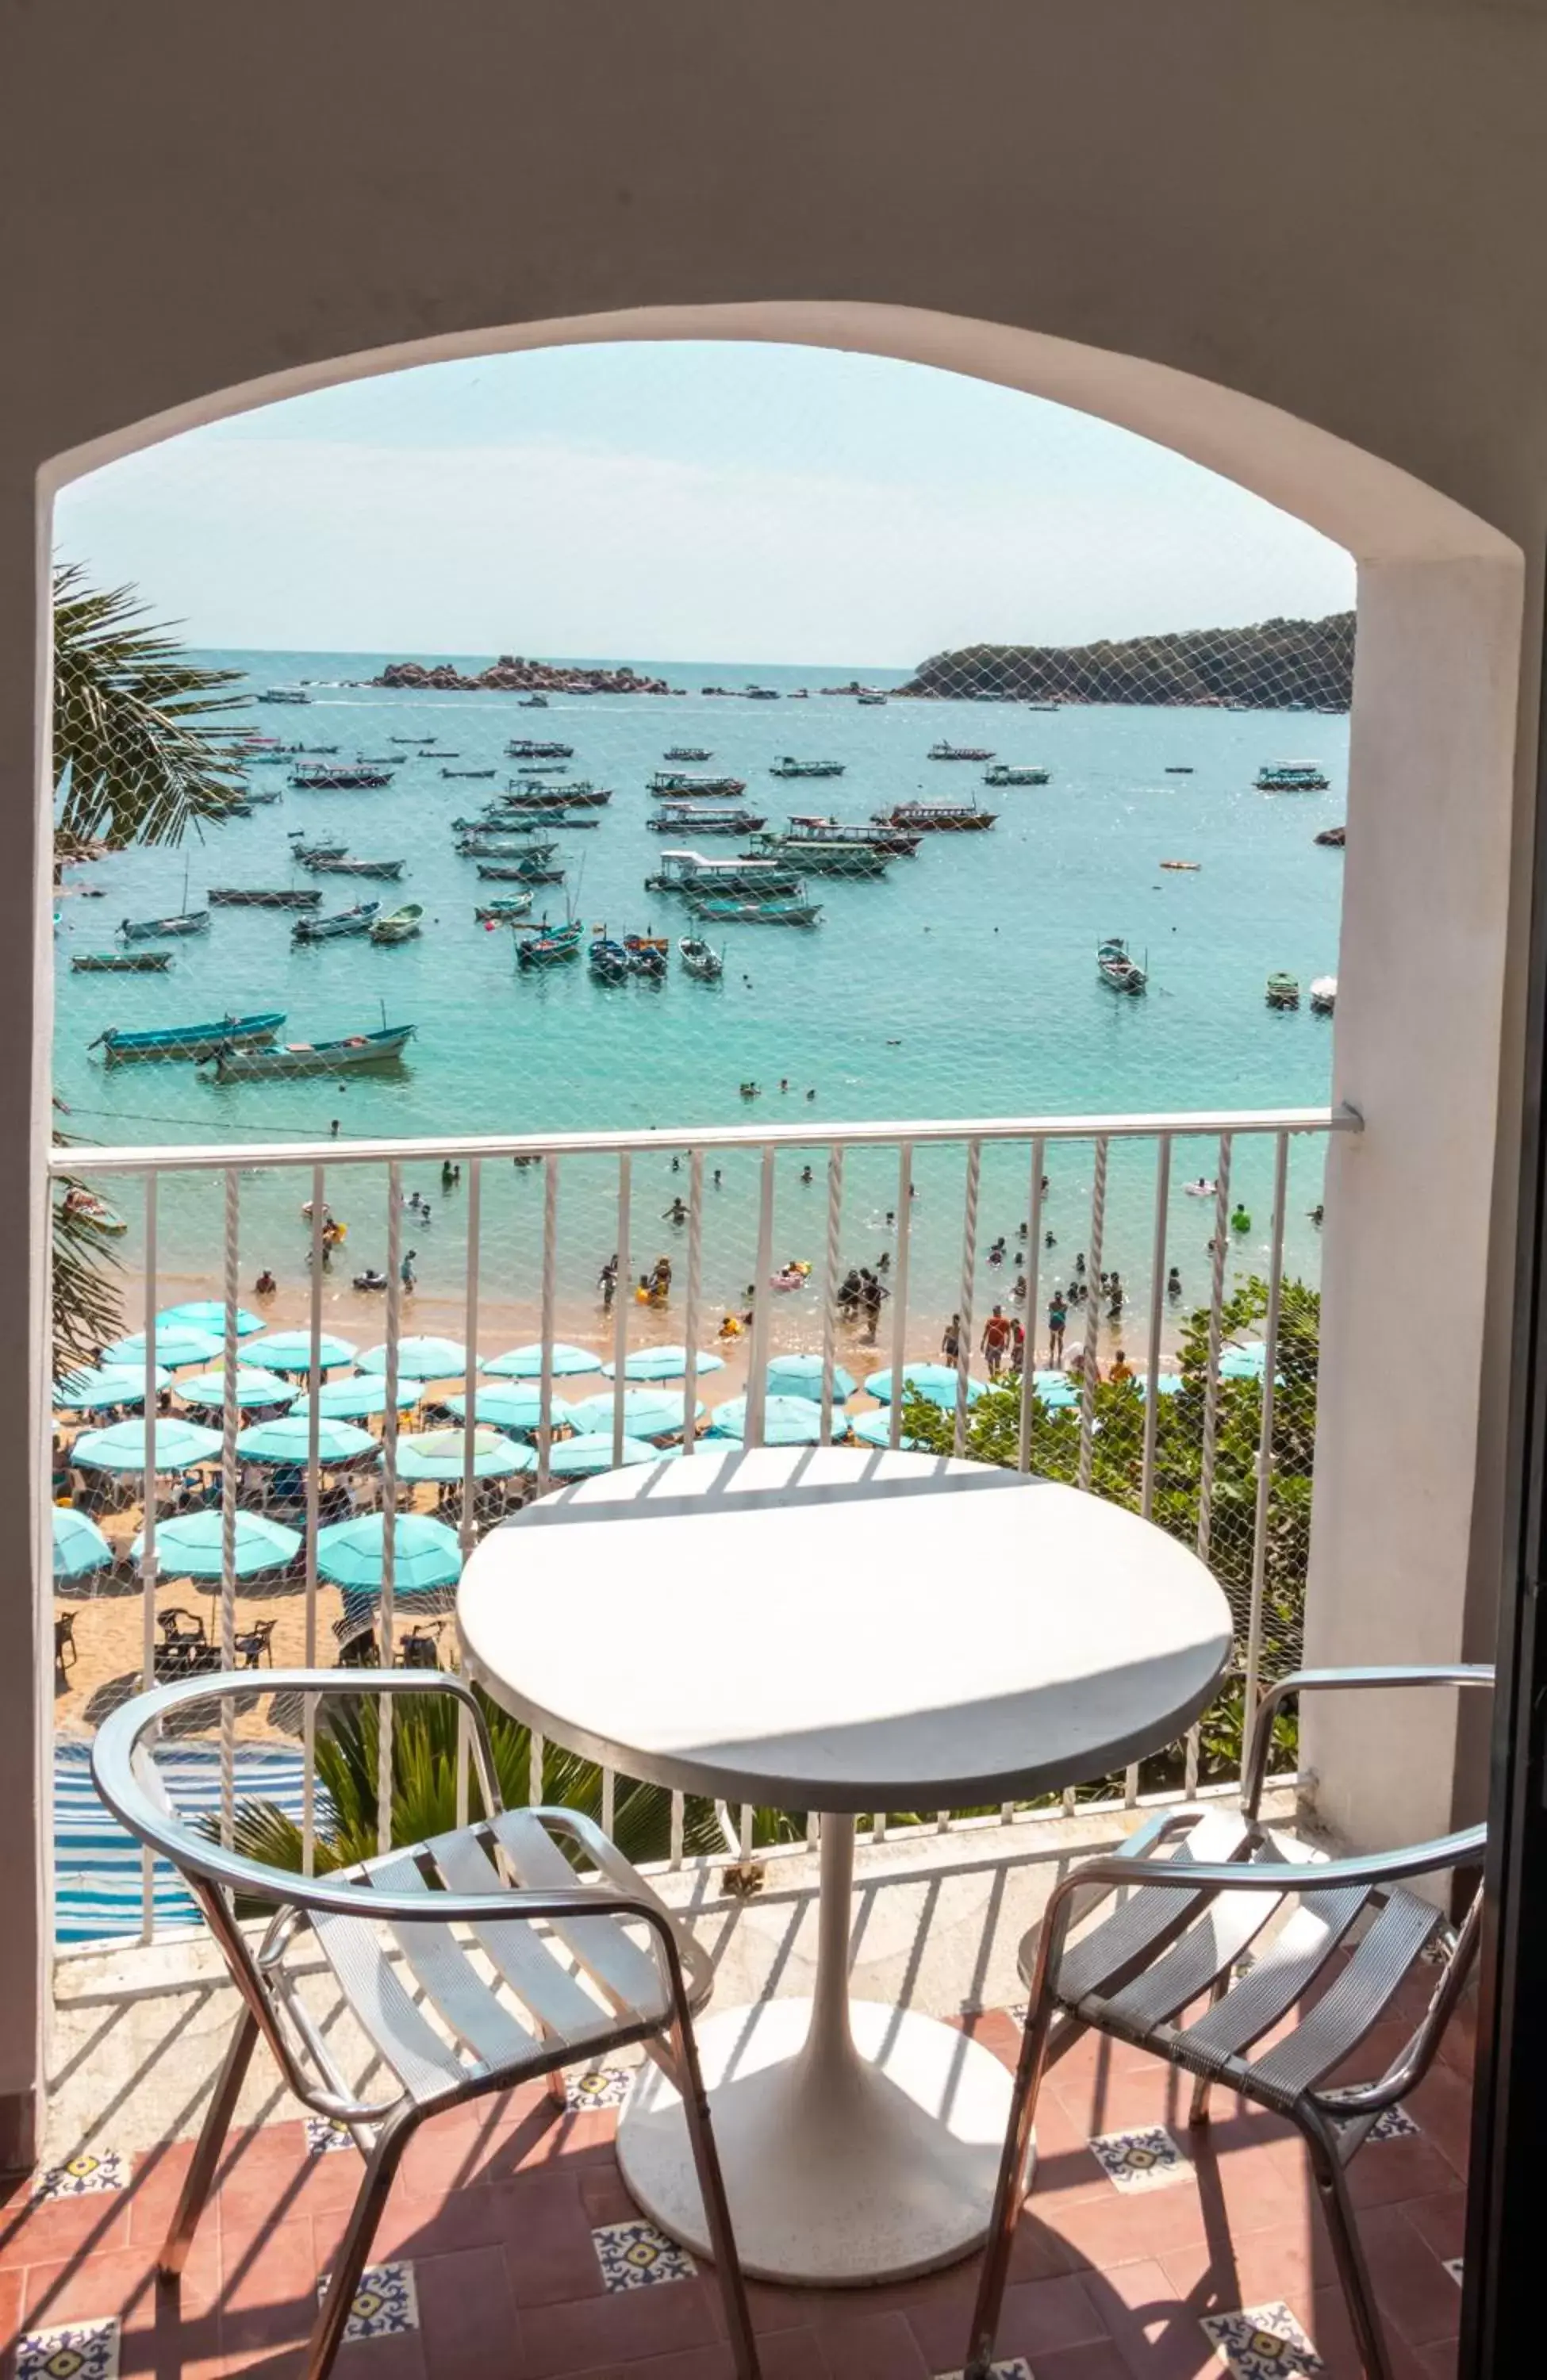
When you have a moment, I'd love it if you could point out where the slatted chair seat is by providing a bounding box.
[93,1671,760,2380]
[963,1665,1493,2380]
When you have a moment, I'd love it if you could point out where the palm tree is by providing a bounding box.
[52,564,248,1373]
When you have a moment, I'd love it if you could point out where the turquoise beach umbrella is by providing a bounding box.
[103,1324,223,1371]
[358,1336,476,1381]
[443,1385,578,1435]
[1035,1380,1080,1411]
[543,1433,663,1477]
[236,1415,378,1465]
[177,1367,298,1411]
[71,1418,223,1473]
[847,1409,932,1453]
[53,1507,113,1581]
[132,1508,301,1579]
[602,1345,727,1383]
[393,1428,534,1482]
[708,1395,828,1446]
[157,1300,265,1338]
[245,1330,358,1374]
[316,1513,463,1595]
[1137,1373,1184,1399]
[290,1375,420,1421]
[863,1363,987,1410]
[1220,1342,1274,1382]
[483,1342,603,1380]
[568,1389,705,1441]
[766,1353,856,1402]
[53,1363,170,1413]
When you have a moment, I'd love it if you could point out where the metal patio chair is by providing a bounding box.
[92,1671,761,2380]
[963,1665,1492,2380]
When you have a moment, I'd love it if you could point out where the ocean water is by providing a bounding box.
[54,651,1345,1333]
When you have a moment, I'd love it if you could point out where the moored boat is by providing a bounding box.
[256,687,310,705]
[1315,824,1346,847]
[1255,761,1330,792]
[301,855,405,878]
[678,936,724,981]
[208,887,321,908]
[474,894,535,922]
[368,903,424,944]
[874,801,996,832]
[477,862,554,881]
[287,835,346,862]
[292,901,381,942]
[240,785,284,804]
[497,785,609,810]
[984,764,1051,786]
[94,1011,285,1065]
[927,740,995,761]
[506,739,573,758]
[516,920,584,969]
[72,950,174,973]
[518,695,549,708]
[645,850,802,899]
[1097,938,1147,995]
[290,766,395,789]
[685,892,823,927]
[589,932,631,982]
[647,771,747,797]
[769,757,845,779]
[1266,971,1301,1008]
[204,1023,416,1080]
[1158,859,1201,871]
[744,835,889,877]
[625,932,669,978]
[782,814,920,854]
[442,767,497,778]
[1309,975,1338,1015]
[663,747,712,761]
[119,908,209,941]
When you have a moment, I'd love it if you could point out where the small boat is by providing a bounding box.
[648,771,747,797]
[1309,975,1338,1015]
[1315,824,1346,847]
[1165,765,1196,774]
[291,766,395,790]
[507,739,574,759]
[927,741,995,762]
[1255,762,1330,793]
[208,887,321,908]
[745,836,889,878]
[205,1023,416,1080]
[625,932,670,979]
[1158,859,1201,872]
[419,750,459,759]
[984,764,1050,787]
[460,846,562,876]
[72,949,175,973]
[1097,938,1147,995]
[474,862,550,884]
[875,801,996,832]
[743,685,781,700]
[119,908,209,941]
[286,839,347,863]
[857,693,886,706]
[369,903,424,945]
[94,1011,285,1065]
[256,687,310,704]
[301,856,405,879]
[497,785,610,811]
[678,936,724,981]
[452,820,557,845]
[294,745,341,755]
[474,895,534,922]
[442,767,497,779]
[647,807,768,835]
[240,785,284,805]
[589,932,631,982]
[292,901,381,942]
[663,747,712,762]
[358,754,402,765]
[782,815,921,856]
[517,920,584,969]
[518,695,549,708]
[1266,972,1301,1009]
[390,736,436,747]
[769,757,845,779]
[685,893,823,927]
[646,850,803,899]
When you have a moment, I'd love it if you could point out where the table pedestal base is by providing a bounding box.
[617,1997,1021,2286]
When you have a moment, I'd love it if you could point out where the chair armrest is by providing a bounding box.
[1243,1665,1494,1816]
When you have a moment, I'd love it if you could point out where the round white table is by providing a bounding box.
[457,1445,1231,2286]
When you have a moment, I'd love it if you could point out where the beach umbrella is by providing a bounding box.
[53,1507,113,1582]
[393,1428,534,1483]
[766,1353,857,1403]
[1220,1342,1268,1381]
[1035,1380,1080,1411]
[1137,1373,1184,1399]
[290,1375,420,1421]
[846,1409,932,1453]
[156,1300,266,1339]
[71,1418,223,1474]
[568,1390,706,1441]
[53,1362,169,1413]
[176,1367,298,1412]
[316,1512,463,1595]
[131,1508,301,1579]
[602,1345,727,1383]
[543,1433,664,1478]
[482,1342,603,1380]
[103,1324,223,1371]
[236,1415,378,1466]
[863,1363,987,1410]
[707,1395,828,1446]
[443,1384,578,1436]
[358,1336,476,1381]
[244,1330,359,1375]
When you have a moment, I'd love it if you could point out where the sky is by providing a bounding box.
[55,343,1354,667]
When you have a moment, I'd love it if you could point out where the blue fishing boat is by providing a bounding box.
[118,907,209,942]
[292,901,381,942]
[684,893,823,927]
[589,931,631,982]
[517,920,583,969]
[204,1023,416,1080]
[94,1012,285,1065]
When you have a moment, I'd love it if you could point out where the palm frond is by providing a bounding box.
[52,562,250,848]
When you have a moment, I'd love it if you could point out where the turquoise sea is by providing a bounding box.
[55,652,1346,1338]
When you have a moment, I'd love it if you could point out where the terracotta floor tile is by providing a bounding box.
[409,2244,523,2380]
[491,2170,610,2311]
[908,2271,1107,2370]
[1344,2132,1466,2213]
[519,2274,720,2377]
[21,2238,217,2332]
[1041,2175,1210,2271]
[811,2306,931,2378]
[1396,2189,1468,2266]
[0,2184,139,2272]
[1035,2341,1140,2380]
[1355,2205,1465,2351]
[1077,2257,1215,2380]
[215,2211,318,2362]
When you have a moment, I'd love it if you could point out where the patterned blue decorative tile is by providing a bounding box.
[319,2260,420,2341]
[565,2064,633,2113]
[13,2318,121,2379]
[1200,2301,1326,2377]
[304,2115,354,2156]
[592,2219,697,2290]
[1366,2102,1420,2143]
[30,2149,126,2202]
[1089,2124,1192,2193]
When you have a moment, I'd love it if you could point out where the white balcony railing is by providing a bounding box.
[48,1102,1357,1944]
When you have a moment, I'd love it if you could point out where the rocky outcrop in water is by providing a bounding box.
[373,656,678,695]
[896,612,1353,710]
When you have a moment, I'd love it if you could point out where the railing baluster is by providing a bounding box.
[302,1163,324,1875]
[1244,1132,1291,1733]
[612,1154,631,1468]
[1129,1130,1173,1806]
[601,1764,616,1840]
[1190,1134,1234,1795]
[887,1143,914,1450]
[379,1160,402,1854]
[820,1142,844,1446]
[953,1138,981,1457]
[1077,1135,1108,1494]
[218,1169,240,1849]
[745,1146,776,1448]
[529,1727,543,1809]
[681,1150,703,1458]
[1016,1133,1046,1476]
[670,1789,685,1869]
[537,1154,557,1496]
[139,1173,159,1943]
[456,1155,482,1832]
